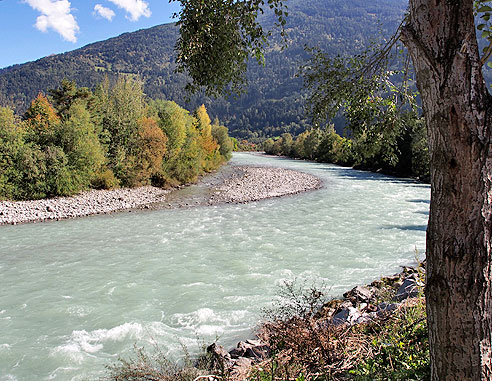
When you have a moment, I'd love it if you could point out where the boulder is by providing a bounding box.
[376,302,398,317]
[230,357,253,380]
[332,308,350,326]
[394,278,419,301]
[229,340,270,360]
[343,286,373,303]
[207,343,232,370]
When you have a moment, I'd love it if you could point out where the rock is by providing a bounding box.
[332,306,373,326]
[376,302,399,317]
[332,308,350,325]
[365,303,378,312]
[339,300,353,310]
[230,357,253,380]
[381,274,401,285]
[343,285,373,303]
[229,340,270,360]
[207,343,232,370]
[394,278,419,301]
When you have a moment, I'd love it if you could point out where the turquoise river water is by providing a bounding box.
[0,153,430,380]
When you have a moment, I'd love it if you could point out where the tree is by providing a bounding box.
[48,79,92,119]
[173,0,492,378]
[400,1,492,379]
[55,101,106,193]
[212,118,233,160]
[95,76,147,186]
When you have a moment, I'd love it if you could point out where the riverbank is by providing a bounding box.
[0,164,321,225]
[107,263,428,380]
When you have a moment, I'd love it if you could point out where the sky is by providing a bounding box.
[0,0,181,69]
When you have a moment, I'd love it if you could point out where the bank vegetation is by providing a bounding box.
[0,77,233,201]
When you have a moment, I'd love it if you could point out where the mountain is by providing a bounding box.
[0,0,408,140]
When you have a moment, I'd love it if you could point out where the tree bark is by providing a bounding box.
[401,1,492,379]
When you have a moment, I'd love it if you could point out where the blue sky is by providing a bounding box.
[0,0,181,69]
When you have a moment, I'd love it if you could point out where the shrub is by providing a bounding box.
[92,168,119,190]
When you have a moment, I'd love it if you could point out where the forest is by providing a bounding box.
[0,0,411,141]
[0,78,232,201]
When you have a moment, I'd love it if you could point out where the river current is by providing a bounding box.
[0,153,430,380]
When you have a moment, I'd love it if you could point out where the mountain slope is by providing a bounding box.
[0,0,407,140]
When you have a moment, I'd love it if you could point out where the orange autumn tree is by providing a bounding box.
[134,116,168,185]
[23,93,60,145]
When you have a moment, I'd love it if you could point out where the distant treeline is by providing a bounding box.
[0,78,233,200]
[263,122,430,181]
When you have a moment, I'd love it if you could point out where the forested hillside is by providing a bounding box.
[0,0,408,140]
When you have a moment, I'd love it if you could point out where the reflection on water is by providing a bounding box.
[0,153,430,380]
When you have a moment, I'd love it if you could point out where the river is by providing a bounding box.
[0,153,430,380]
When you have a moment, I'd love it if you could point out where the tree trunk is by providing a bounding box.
[401,1,492,379]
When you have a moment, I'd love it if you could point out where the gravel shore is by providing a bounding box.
[210,166,322,204]
[0,165,321,225]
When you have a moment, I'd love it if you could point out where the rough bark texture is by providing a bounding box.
[401,1,492,379]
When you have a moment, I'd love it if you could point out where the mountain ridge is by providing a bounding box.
[0,0,407,140]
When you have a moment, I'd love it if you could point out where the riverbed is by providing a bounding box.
[0,153,430,380]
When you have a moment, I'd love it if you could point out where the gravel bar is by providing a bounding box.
[0,165,322,225]
[209,166,322,204]
[0,186,169,225]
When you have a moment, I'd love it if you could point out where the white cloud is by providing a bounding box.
[25,0,79,42]
[107,0,151,21]
[94,4,115,21]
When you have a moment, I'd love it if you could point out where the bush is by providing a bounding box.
[92,168,119,190]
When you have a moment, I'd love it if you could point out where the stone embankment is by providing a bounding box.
[0,165,322,225]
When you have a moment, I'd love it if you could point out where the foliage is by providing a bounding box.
[52,100,106,194]
[48,79,92,119]
[475,0,492,67]
[194,104,221,172]
[0,107,25,199]
[264,121,428,180]
[23,93,61,146]
[172,0,288,97]
[212,119,233,160]
[0,78,232,200]
[96,76,147,187]
[134,116,168,185]
[235,139,260,151]
[303,43,422,168]
[350,300,430,380]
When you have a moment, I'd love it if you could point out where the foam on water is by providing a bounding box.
[0,153,430,380]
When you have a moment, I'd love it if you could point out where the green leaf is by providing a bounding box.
[478,5,492,12]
